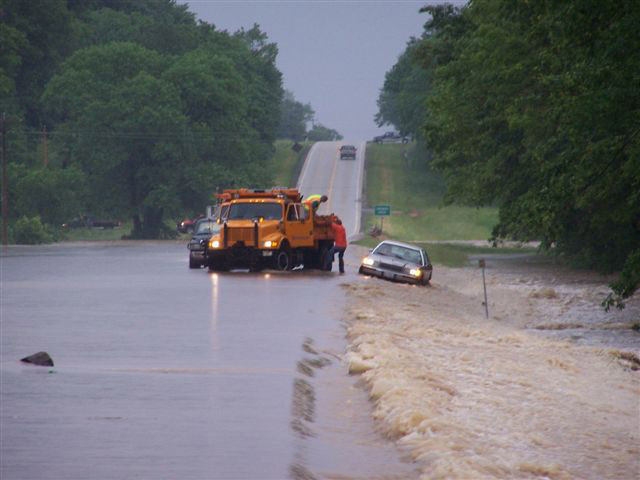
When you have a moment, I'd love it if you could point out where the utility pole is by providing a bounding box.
[2,113,8,246]
[479,258,489,318]
[42,125,48,167]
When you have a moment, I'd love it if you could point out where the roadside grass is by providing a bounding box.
[271,140,313,188]
[359,143,535,267]
[364,143,498,241]
[61,223,131,241]
[355,235,535,268]
[56,141,311,243]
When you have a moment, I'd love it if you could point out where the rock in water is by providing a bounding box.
[21,352,54,367]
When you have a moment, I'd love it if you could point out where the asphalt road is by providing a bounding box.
[0,145,419,480]
[297,140,366,239]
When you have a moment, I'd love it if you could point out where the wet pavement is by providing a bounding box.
[1,242,418,480]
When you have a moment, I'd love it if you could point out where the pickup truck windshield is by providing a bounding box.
[228,202,282,221]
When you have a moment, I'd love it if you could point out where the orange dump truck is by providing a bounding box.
[205,188,336,271]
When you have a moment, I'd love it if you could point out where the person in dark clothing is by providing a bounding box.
[327,218,347,273]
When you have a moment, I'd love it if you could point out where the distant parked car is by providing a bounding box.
[188,218,220,268]
[339,144,357,160]
[359,239,432,285]
[372,131,409,144]
[62,215,120,229]
[177,217,198,234]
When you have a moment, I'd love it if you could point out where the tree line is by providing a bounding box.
[277,89,342,142]
[376,1,639,307]
[1,0,341,240]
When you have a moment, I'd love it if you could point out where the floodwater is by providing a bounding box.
[1,241,418,480]
[344,246,640,479]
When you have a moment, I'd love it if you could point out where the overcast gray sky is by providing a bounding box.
[181,1,458,140]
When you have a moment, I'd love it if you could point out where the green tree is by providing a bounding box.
[307,124,342,141]
[13,164,86,226]
[421,1,640,303]
[375,38,431,139]
[42,42,189,238]
[1,0,77,126]
[277,90,314,141]
[5,1,285,240]
[378,0,640,304]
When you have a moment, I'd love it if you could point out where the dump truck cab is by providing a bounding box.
[205,188,335,271]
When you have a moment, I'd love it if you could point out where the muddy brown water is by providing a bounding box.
[1,242,418,480]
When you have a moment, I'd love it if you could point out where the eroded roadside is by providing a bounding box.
[342,246,639,480]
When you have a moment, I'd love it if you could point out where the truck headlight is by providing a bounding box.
[264,240,277,248]
[210,240,220,249]
[409,268,421,277]
[362,257,375,266]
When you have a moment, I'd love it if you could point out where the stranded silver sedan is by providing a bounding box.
[359,240,432,285]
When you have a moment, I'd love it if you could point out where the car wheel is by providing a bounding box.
[189,253,199,269]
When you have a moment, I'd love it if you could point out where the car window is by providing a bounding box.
[287,204,299,221]
[220,205,229,221]
[228,202,282,221]
[374,243,393,257]
[296,204,307,221]
[397,247,422,264]
[196,220,217,234]
[375,243,422,264]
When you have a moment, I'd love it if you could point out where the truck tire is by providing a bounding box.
[249,261,264,272]
[319,245,331,271]
[275,249,291,271]
[208,258,228,272]
[303,251,320,270]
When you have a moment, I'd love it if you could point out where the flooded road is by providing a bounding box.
[344,246,639,480]
[1,242,418,480]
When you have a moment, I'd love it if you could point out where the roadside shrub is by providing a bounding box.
[13,216,54,244]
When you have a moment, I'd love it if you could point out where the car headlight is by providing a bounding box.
[409,268,422,277]
[263,240,277,248]
[210,240,220,249]
[362,257,375,266]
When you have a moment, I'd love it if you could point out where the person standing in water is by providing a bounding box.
[327,218,347,273]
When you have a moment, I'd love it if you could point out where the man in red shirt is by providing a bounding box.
[327,218,347,273]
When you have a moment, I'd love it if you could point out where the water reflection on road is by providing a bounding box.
[1,242,416,480]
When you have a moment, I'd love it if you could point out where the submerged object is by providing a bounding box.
[20,351,54,367]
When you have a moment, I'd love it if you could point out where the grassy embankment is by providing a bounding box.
[360,143,533,267]
[270,139,313,188]
[62,224,132,241]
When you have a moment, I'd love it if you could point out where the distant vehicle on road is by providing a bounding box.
[188,218,220,268]
[372,131,409,144]
[339,145,357,160]
[359,239,432,285]
[177,217,199,234]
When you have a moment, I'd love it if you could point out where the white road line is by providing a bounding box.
[351,140,366,238]
[296,142,319,191]
[325,148,339,213]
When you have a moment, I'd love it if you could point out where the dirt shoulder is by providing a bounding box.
[342,245,639,480]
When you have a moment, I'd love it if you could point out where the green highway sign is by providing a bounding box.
[374,205,391,216]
